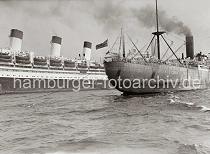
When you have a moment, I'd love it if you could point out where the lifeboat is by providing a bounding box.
[34,57,47,62]
[0,52,9,56]
[15,53,30,64]
[0,52,12,59]
[0,57,12,62]
[34,56,47,66]
[0,51,12,62]
[50,57,62,67]
[16,59,31,64]
[15,55,30,61]
[89,64,100,69]
[77,63,88,68]
[34,61,47,66]
[50,62,62,67]
[64,59,75,67]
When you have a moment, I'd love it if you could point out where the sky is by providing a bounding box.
[0,0,210,61]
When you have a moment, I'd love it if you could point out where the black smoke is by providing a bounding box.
[94,1,192,36]
[132,5,192,36]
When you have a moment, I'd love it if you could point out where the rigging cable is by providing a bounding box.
[130,43,148,59]
[144,35,156,54]
[109,35,120,52]
[126,40,138,59]
[126,33,147,62]
[161,35,182,64]
[164,42,186,61]
[161,40,174,61]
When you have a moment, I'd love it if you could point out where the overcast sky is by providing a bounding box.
[0,0,210,61]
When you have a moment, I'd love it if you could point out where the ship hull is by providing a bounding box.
[104,61,210,94]
[0,78,108,94]
[0,65,109,94]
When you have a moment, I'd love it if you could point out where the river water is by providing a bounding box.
[0,89,210,154]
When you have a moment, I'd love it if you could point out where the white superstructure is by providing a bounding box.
[0,29,108,93]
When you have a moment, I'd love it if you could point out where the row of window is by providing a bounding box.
[0,74,104,80]
[0,68,105,75]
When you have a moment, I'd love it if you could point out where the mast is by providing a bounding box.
[118,28,126,58]
[126,0,182,64]
[155,0,160,59]
[122,28,126,58]
[119,29,122,54]
[151,0,182,64]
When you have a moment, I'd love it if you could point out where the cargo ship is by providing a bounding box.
[0,29,108,94]
[104,0,210,95]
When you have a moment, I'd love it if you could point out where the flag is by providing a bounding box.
[96,39,108,50]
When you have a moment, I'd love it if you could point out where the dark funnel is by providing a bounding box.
[10,29,23,39]
[186,35,194,59]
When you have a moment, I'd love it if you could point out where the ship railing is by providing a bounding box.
[88,69,100,72]
[0,65,82,75]
[49,66,63,70]
[109,57,193,69]
[15,64,32,68]
[64,67,77,71]
[33,65,49,69]
[15,62,33,68]
[33,64,48,67]
[0,59,106,73]
[86,71,106,75]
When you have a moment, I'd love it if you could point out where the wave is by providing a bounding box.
[168,98,195,107]
[46,152,98,154]
[177,144,210,154]
[91,113,122,120]
[167,95,210,112]
[85,107,113,113]
[199,106,210,112]
[44,138,112,154]
[168,98,176,104]
[67,107,113,115]
[91,111,147,120]
[173,101,210,112]
[167,94,182,105]
[184,124,210,132]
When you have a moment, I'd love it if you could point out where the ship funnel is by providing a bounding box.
[51,36,62,57]
[186,35,194,59]
[9,29,23,52]
[83,41,92,61]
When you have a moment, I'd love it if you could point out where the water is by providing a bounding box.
[0,89,210,154]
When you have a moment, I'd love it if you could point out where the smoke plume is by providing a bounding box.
[94,1,192,36]
[93,0,129,31]
[132,5,192,36]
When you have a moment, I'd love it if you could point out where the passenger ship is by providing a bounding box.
[0,29,108,94]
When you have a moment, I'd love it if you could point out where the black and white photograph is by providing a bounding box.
[0,0,210,154]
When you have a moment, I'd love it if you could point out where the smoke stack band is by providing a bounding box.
[83,41,92,61]
[51,36,62,45]
[9,29,23,52]
[83,41,92,49]
[51,36,62,57]
[10,29,23,39]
